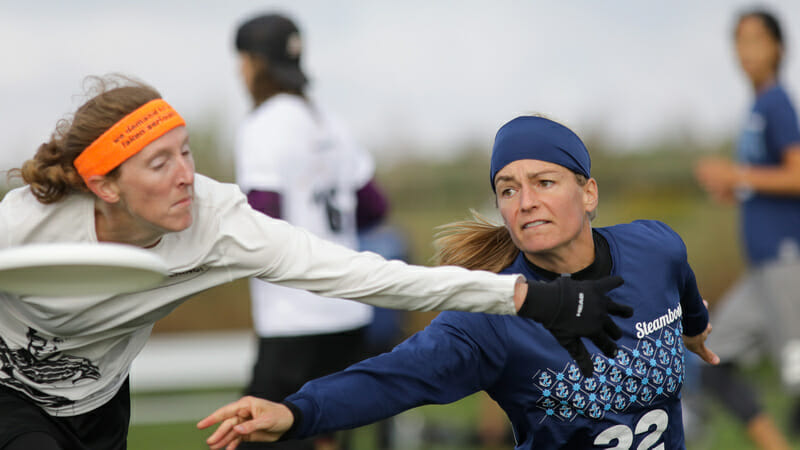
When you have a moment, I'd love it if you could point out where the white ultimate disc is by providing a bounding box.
[0,242,169,297]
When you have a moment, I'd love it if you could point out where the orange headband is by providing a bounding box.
[74,99,186,182]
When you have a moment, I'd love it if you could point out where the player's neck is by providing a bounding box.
[254,86,305,108]
[752,74,777,93]
[94,201,164,248]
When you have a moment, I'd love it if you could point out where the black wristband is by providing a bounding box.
[518,278,562,326]
[277,400,304,442]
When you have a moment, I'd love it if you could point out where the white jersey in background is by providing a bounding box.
[235,93,374,336]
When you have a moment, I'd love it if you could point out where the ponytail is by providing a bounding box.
[433,210,518,273]
[14,135,87,204]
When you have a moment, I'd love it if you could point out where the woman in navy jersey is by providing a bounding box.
[695,8,800,449]
[200,116,718,450]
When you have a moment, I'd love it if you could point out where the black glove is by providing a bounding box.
[518,275,631,377]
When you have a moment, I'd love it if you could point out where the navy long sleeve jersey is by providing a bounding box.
[285,220,709,449]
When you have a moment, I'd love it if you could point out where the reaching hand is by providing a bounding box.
[518,276,631,377]
[683,301,719,365]
[683,323,719,365]
[197,396,295,449]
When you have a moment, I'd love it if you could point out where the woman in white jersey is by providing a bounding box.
[0,75,630,450]
[233,13,388,450]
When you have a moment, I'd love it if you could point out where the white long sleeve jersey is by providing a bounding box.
[0,174,518,416]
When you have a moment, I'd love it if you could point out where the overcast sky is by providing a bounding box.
[2,0,800,174]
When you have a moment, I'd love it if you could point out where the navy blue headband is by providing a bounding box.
[489,116,591,191]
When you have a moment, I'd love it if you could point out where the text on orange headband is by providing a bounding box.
[73,99,186,182]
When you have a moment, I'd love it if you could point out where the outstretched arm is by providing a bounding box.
[199,312,507,447]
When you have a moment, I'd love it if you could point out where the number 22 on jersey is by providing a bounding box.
[593,409,668,450]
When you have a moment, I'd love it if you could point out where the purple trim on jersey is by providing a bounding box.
[247,190,282,219]
[355,180,388,231]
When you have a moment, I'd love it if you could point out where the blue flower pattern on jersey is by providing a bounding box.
[531,322,684,422]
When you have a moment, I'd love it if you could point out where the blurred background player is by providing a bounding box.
[233,12,389,450]
[695,7,800,450]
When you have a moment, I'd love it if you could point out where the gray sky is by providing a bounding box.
[2,0,800,172]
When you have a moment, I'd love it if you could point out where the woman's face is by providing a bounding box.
[113,126,195,234]
[735,15,781,87]
[495,159,596,259]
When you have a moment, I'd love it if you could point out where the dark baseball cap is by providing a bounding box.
[235,13,308,90]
